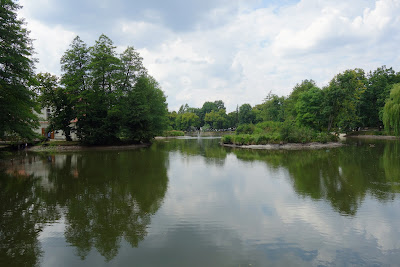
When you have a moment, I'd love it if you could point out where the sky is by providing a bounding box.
[18,0,400,112]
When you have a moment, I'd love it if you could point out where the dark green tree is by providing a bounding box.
[359,66,400,127]
[121,76,168,142]
[120,46,147,92]
[213,100,225,110]
[226,109,239,129]
[77,35,123,144]
[238,103,255,124]
[284,80,316,120]
[383,83,400,136]
[60,36,89,140]
[295,87,324,130]
[204,109,228,129]
[323,69,366,132]
[175,112,200,131]
[60,36,89,95]
[57,35,167,144]
[259,92,285,122]
[178,103,190,114]
[167,111,178,130]
[36,73,76,141]
[199,101,220,126]
[0,0,39,141]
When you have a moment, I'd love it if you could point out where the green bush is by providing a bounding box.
[279,122,293,142]
[222,135,233,144]
[254,134,269,145]
[233,135,246,145]
[256,121,282,132]
[228,120,338,145]
[236,124,255,135]
[163,130,185,137]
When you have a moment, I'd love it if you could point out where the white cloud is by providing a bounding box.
[30,22,76,75]
[18,0,400,111]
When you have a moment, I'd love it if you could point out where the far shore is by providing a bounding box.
[345,134,399,140]
[27,143,150,152]
[222,142,345,150]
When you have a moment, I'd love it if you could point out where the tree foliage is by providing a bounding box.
[359,66,400,127]
[295,87,324,130]
[204,109,228,129]
[42,35,169,144]
[0,0,39,140]
[323,69,366,132]
[175,112,200,131]
[168,66,400,136]
[259,92,285,122]
[36,73,76,141]
[121,76,168,142]
[239,104,255,125]
[285,80,316,120]
[383,83,400,136]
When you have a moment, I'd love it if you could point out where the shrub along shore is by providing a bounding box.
[221,121,340,148]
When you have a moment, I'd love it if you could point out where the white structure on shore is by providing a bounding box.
[34,108,78,141]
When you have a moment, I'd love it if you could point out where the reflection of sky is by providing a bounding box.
[36,142,400,266]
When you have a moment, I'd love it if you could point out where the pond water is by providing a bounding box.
[1,137,400,266]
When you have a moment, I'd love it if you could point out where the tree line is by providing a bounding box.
[36,35,168,144]
[170,67,400,135]
[167,101,257,131]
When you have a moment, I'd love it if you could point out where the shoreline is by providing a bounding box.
[27,143,151,152]
[345,135,399,140]
[221,142,345,150]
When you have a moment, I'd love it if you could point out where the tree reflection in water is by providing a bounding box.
[1,139,399,265]
[233,140,400,216]
[0,146,169,263]
[0,169,60,267]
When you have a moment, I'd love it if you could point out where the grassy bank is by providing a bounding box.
[162,130,185,137]
[222,122,338,145]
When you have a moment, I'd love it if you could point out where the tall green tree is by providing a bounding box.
[178,103,191,114]
[175,112,200,131]
[226,110,239,129]
[323,69,366,132]
[204,109,228,129]
[295,87,324,130]
[121,76,168,142]
[238,103,255,124]
[383,83,400,136]
[259,92,285,122]
[199,101,224,126]
[285,80,316,120]
[36,73,76,141]
[120,46,147,92]
[77,35,123,144]
[0,0,39,140]
[167,111,178,130]
[60,36,89,95]
[60,36,89,140]
[359,66,400,127]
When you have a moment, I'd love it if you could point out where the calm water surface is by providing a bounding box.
[1,137,400,266]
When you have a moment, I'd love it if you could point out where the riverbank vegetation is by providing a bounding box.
[162,130,185,137]
[222,121,338,145]
[170,67,400,145]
